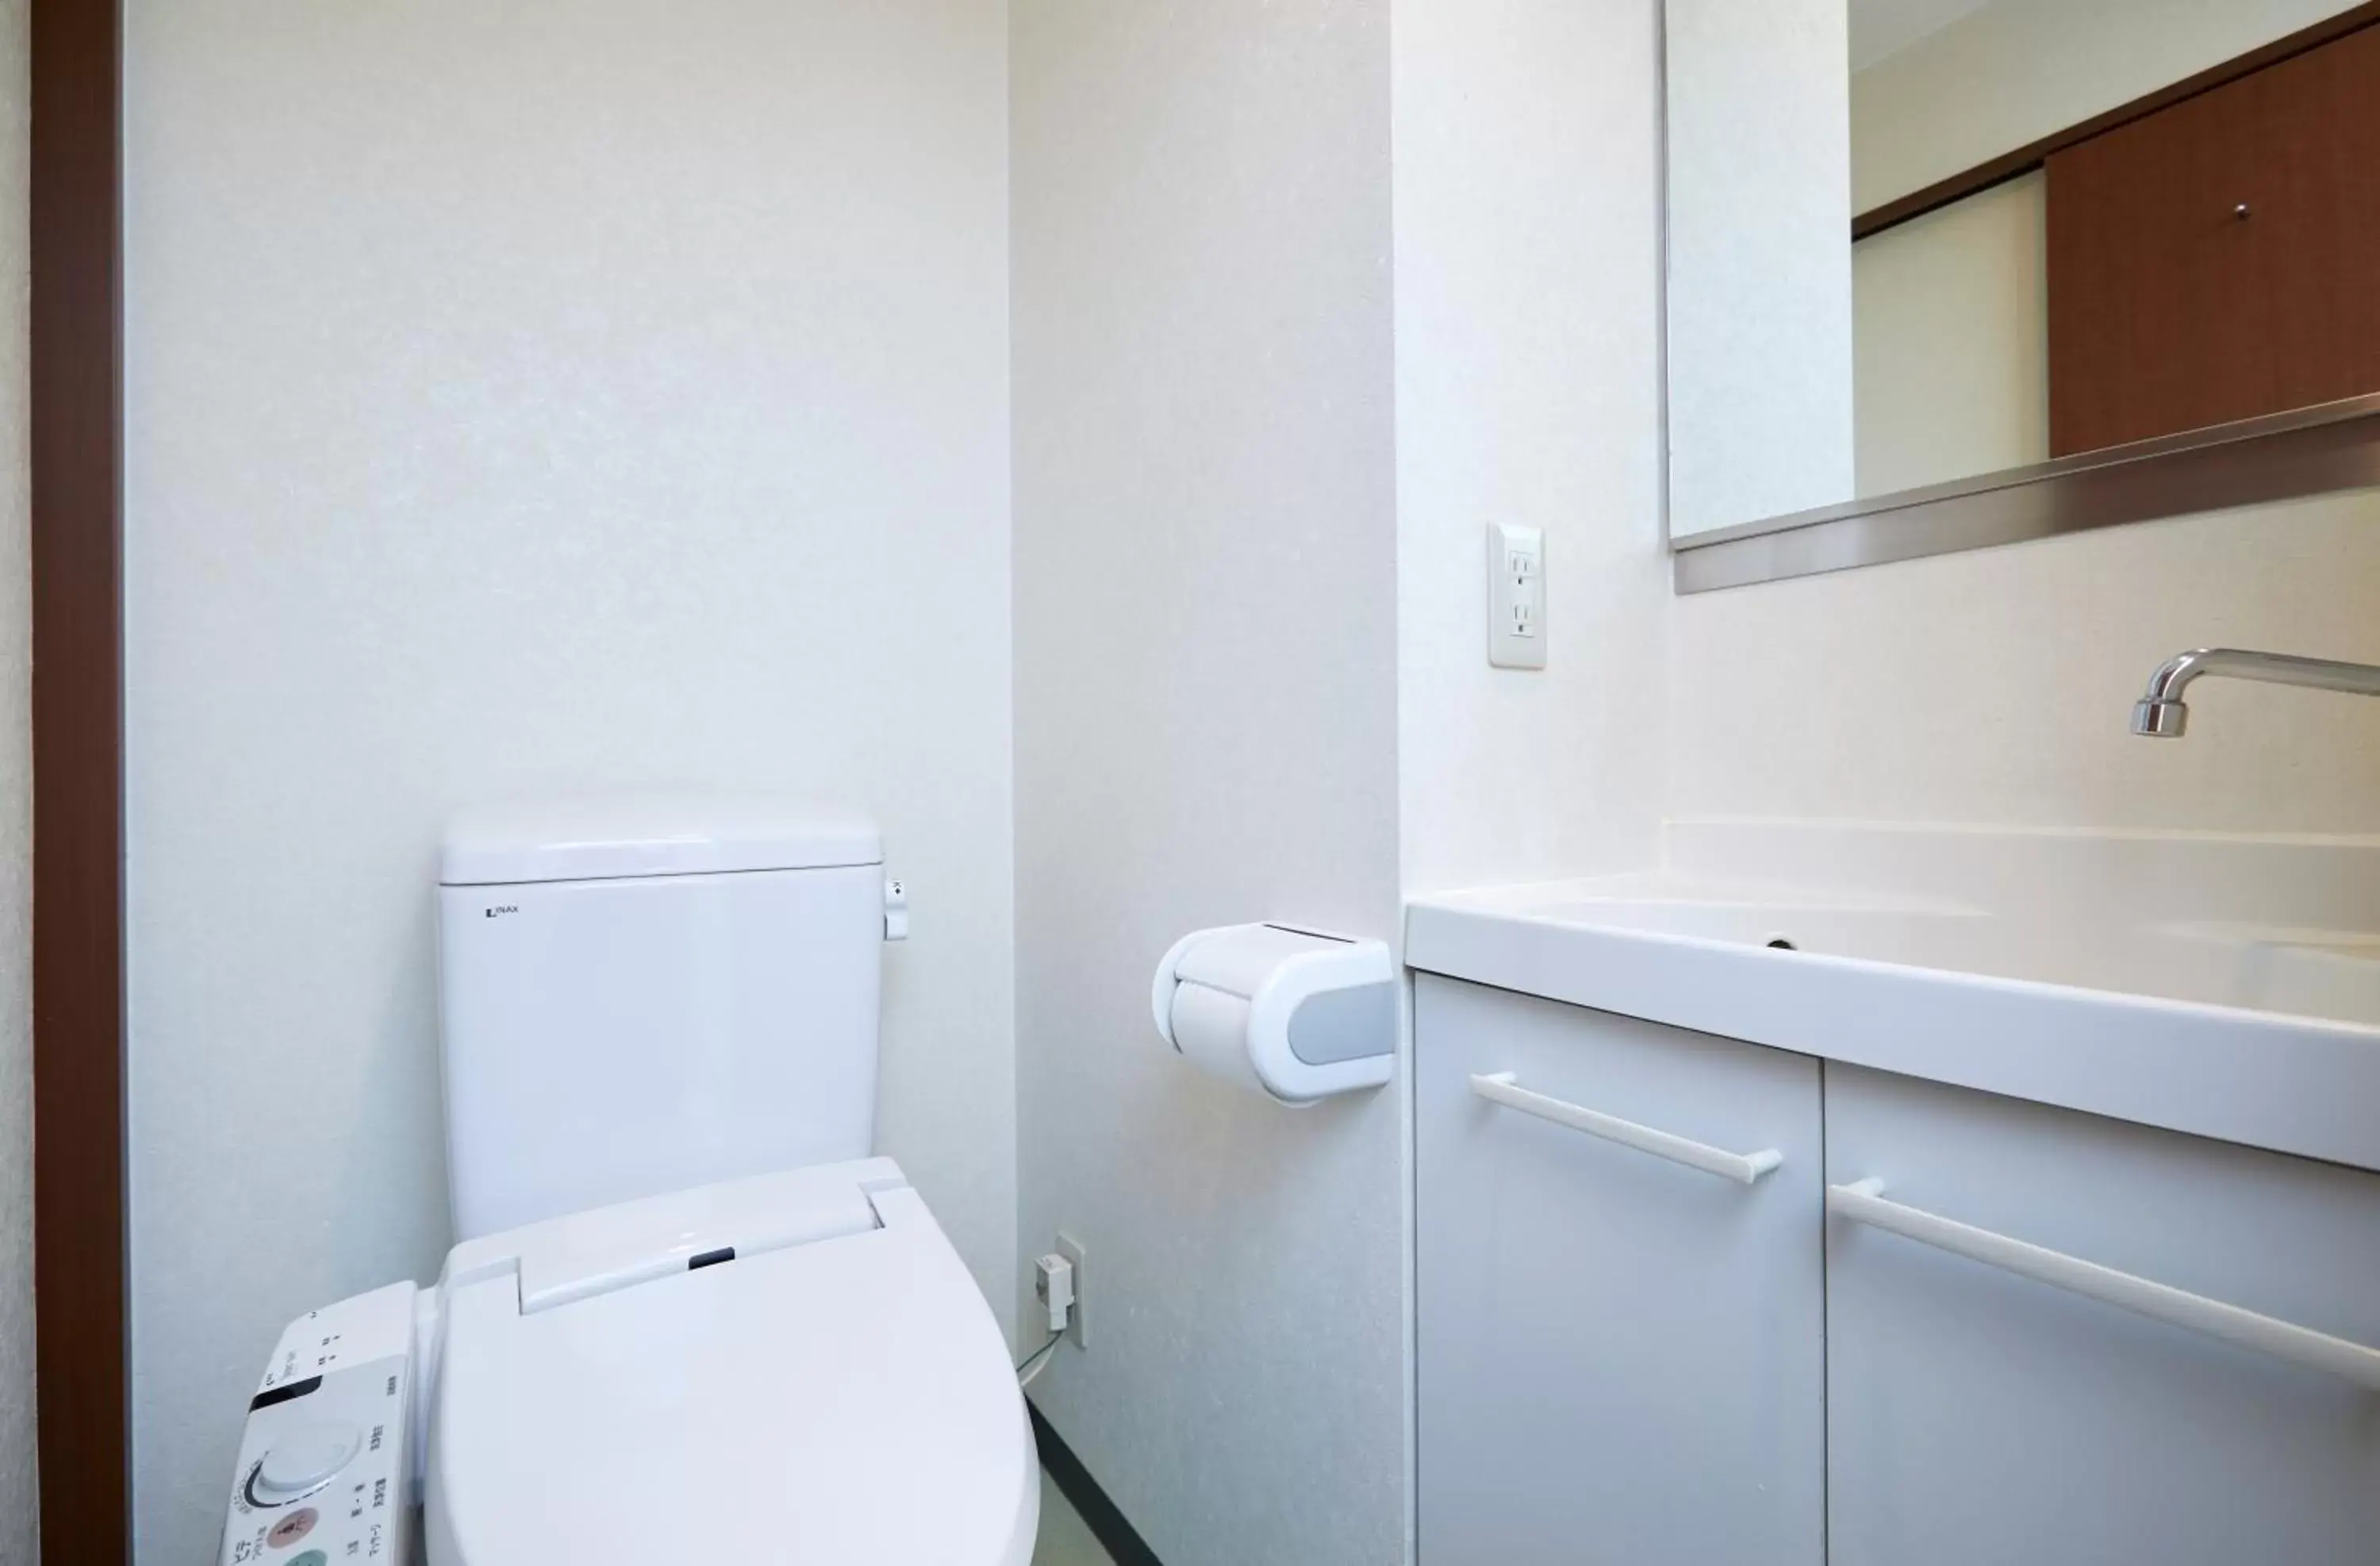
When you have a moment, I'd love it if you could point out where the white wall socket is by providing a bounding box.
[1487,522,1545,669]
[1056,1232,1088,1349]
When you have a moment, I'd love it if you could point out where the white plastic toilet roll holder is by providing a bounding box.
[1150,923,1396,1103]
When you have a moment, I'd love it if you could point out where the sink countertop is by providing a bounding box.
[1405,825,2380,1175]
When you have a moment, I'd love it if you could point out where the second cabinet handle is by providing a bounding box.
[1829,1177,2380,1391]
[1468,1071,1785,1184]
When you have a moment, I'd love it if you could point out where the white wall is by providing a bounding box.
[1848,0,1994,71]
[0,0,30,1550]
[1670,492,2380,832]
[1011,3,1406,1563]
[123,4,1013,1560]
[1664,0,1854,535]
[1853,0,2354,209]
[1852,172,2047,496]
[1393,0,1670,895]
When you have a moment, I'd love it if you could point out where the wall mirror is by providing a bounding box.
[1664,0,2380,589]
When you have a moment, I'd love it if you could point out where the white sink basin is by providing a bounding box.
[1507,890,1979,954]
[1405,823,2380,1173]
[2155,923,2380,1026]
[1499,884,2380,1029]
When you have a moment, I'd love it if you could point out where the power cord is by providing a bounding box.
[1015,1333,1062,1387]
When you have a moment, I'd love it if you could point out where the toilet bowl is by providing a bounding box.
[424,1160,1037,1566]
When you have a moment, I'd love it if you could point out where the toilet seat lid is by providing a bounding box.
[428,1163,1036,1566]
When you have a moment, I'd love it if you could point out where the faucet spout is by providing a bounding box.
[2130,647,2380,738]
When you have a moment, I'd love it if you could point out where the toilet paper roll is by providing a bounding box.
[1167,980,1268,1097]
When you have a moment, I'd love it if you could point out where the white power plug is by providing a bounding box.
[1034,1252,1075,1338]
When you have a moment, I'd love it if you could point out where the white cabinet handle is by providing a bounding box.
[1829,1177,2380,1392]
[1468,1071,1783,1184]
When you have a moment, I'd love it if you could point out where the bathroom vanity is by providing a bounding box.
[1409,823,2380,1566]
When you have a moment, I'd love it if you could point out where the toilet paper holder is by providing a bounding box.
[1150,922,1396,1103]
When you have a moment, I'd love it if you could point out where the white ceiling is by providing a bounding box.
[1848,0,1998,71]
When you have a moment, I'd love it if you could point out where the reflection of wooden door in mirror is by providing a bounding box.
[2046,22,2380,457]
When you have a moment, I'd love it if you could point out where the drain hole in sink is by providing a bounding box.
[1764,936,1798,951]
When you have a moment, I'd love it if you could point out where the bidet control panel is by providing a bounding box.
[219,1282,417,1566]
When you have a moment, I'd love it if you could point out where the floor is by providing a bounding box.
[1032,1470,1115,1566]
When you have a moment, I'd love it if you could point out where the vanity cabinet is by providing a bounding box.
[1823,1064,2380,1566]
[1415,977,1825,1566]
[1415,980,2380,1566]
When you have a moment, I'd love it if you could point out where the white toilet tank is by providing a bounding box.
[437,795,885,1239]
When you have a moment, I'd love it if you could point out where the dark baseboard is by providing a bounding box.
[1028,1400,1166,1566]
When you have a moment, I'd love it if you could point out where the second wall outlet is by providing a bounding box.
[1056,1232,1088,1349]
[1488,522,1545,669]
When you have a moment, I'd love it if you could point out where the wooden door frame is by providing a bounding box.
[31,0,127,1558]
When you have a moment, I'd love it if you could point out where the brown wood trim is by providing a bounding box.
[31,0,127,1556]
[1852,0,2380,241]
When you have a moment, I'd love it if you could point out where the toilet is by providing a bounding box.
[218,796,1037,1566]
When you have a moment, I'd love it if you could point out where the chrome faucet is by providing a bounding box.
[2130,647,2380,737]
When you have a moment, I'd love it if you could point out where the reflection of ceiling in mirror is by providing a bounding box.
[1848,0,1997,71]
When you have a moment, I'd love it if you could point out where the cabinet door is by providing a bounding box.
[1826,1065,2380,1566]
[2046,21,2380,454]
[1415,977,1824,1566]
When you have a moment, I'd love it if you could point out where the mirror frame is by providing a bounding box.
[1664,1,2380,593]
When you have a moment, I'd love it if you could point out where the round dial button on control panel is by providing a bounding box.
[248,1422,362,1505]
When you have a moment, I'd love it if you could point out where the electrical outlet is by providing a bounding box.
[1056,1232,1088,1349]
[1488,522,1545,669]
[1034,1253,1075,1337]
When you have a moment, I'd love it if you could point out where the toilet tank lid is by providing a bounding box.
[440,793,881,885]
